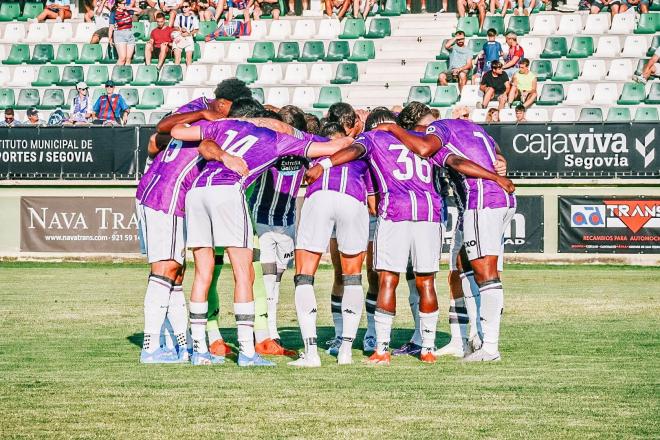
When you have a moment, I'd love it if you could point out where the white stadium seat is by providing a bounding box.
[519,37,542,60]
[595,36,621,58]
[526,108,549,122]
[557,15,583,35]
[73,22,96,43]
[291,20,316,40]
[50,23,73,43]
[580,59,606,81]
[0,66,10,86]
[25,23,49,43]
[164,88,190,109]
[11,66,36,87]
[592,83,618,105]
[291,87,316,108]
[458,85,481,106]
[265,87,290,108]
[200,42,225,63]
[192,88,214,100]
[499,108,516,122]
[551,107,576,122]
[583,13,610,34]
[0,22,26,43]
[609,13,636,34]
[282,64,308,85]
[242,20,267,40]
[307,64,333,84]
[564,83,592,105]
[606,58,633,81]
[621,36,649,58]
[530,15,557,35]
[317,19,341,39]
[181,65,209,85]
[225,42,250,62]
[207,64,233,85]
[470,108,488,122]
[267,20,291,39]
[256,64,283,84]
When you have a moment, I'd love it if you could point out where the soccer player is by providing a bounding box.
[379,117,516,362]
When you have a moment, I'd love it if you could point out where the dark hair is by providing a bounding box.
[254,109,283,121]
[278,105,307,131]
[491,60,503,69]
[515,104,526,112]
[454,30,465,37]
[4,108,14,115]
[397,101,432,130]
[365,107,397,131]
[327,102,357,130]
[519,57,530,67]
[214,78,252,102]
[228,97,264,117]
[430,108,440,119]
[319,121,346,138]
[487,28,497,37]
[155,12,165,19]
[305,113,321,134]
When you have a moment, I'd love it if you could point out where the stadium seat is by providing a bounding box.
[634,58,649,76]
[299,41,325,62]
[192,43,201,62]
[595,36,621,58]
[526,108,548,122]
[420,61,448,83]
[251,87,264,104]
[564,83,592,106]
[3,44,30,65]
[617,82,645,105]
[646,82,660,104]
[506,16,530,35]
[236,64,258,84]
[89,88,105,105]
[348,40,376,61]
[100,44,119,64]
[282,64,308,84]
[181,65,208,85]
[136,88,164,110]
[592,83,618,105]
[557,14,583,35]
[242,20,267,41]
[467,38,487,57]
[0,88,16,109]
[478,16,505,36]
[647,35,660,56]
[436,39,451,60]
[200,42,225,63]
[192,87,214,99]
[620,36,648,58]
[32,66,60,87]
[119,88,139,107]
[634,13,658,34]
[265,87,290,108]
[365,18,391,38]
[499,108,516,122]
[0,3,21,21]
[256,64,283,84]
[551,107,576,122]
[430,85,459,107]
[149,111,169,124]
[19,2,43,21]
[381,0,404,16]
[536,83,564,105]
[458,85,481,106]
[25,22,48,43]
[273,42,300,62]
[519,37,542,59]
[324,40,351,62]
[58,66,84,87]
[156,65,183,86]
[540,37,567,58]
[50,23,73,43]
[131,22,148,42]
[531,59,553,81]
[530,14,557,35]
[111,65,134,86]
[308,63,333,84]
[0,66,10,86]
[207,64,233,85]
[0,23,26,44]
[634,107,659,121]
[225,42,250,63]
[79,44,103,64]
[313,86,341,108]
[583,13,610,34]
[268,20,292,39]
[339,18,367,39]
[456,16,479,37]
[317,18,341,39]
[606,107,631,122]
[578,107,603,122]
[470,108,487,122]
[247,42,275,63]
[567,36,594,58]
[52,44,79,65]
[86,65,109,86]
[11,65,36,87]
[38,88,65,110]
[129,43,145,64]
[127,111,146,125]
[331,63,359,84]
[291,87,316,108]
[73,22,96,43]
[27,44,54,64]
[552,59,579,82]
[610,13,636,34]
[129,65,156,86]
[607,59,633,81]
[196,21,217,41]
[292,20,316,40]
[164,89,189,109]
[580,59,606,81]
[16,88,40,109]
[405,86,431,105]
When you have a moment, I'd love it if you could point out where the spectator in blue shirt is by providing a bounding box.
[481,28,504,73]
[91,81,130,125]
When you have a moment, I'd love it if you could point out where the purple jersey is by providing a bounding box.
[175,96,212,114]
[426,119,516,210]
[192,120,312,190]
[355,130,442,223]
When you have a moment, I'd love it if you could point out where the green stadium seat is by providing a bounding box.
[567,36,594,59]
[251,87,264,104]
[236,64,258,84]
[420,61,448,83]
[100,45,119,64]
[193,42,201,62]
[313,86,341,108]
[111,65,134,86]
[617,82,645,105]
[436,39,450,60]
[32,66,60,87]
[536,83,564,105]
[456,16,479,37]
[506,16,530,35]
[0,89,15,109]
[58,66,84,86]
[348,40,376,61]
[651,0,660,10]
[330,63,359,84]
[540,37,567,59]
[86,65,109,86]
[119,88,139,107]
[18,2,43,21]
[16,88,40,109]
[247,42,275,63]
[0,3,21,21]
[274,42,300,62]
[136,88,164,110]
[467,38,487,56]
[430,85,459,107]
[406,86,431,105]
[27,44,54,64]
[132,43,146,64]
[606,107,631,122]
[156,64,183,85]
[132,22,148,41]
[531,59,553,81]
[38,88,65,110]
[127,111,146,125]
[635,13,659,34]
[645,82,660,104]
[365,18,391,38]
[339,18,366,39]
[647,35,660,56]
[552,59,579,81]
[79,44,103,64]
[380,0,404,16]
[3,44,30,65]
[299,41,325,62]
[324,41,350,61]
[196,21,217,41]
[634,107,659,121]
[52,44,79,65]
[578,108,603,122]
[478,16,505,36]
[131,65,158,86]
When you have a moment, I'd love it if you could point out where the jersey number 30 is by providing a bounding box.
[389,144,431,183]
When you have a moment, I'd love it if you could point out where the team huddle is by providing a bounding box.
[134,78,516,367]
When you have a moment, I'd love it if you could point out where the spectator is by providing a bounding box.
[515,104,526,122]
[457,0,486,30]
[172,2,199,66]
[486,108,500,122]
[109,0,136,65]
[508,58,537,108]
[65,82,93,125]
[35,0,72,22]
[160,0,183,26]
[633,47,659,84]
[489,0,511,16]
[255,0,280,18]
[0,108,21,127]
[195,0,216,20]
[438,31,474,93]
[355,0,377,19]
[23,108,46,126]
[90,0,111,44]
[479,60,510,109]
[502,32,524,79]
[145,13,173,69]
[620,0,649,13]
[135,0,160,21]
[83,0,97,22]
[225,0,255,21]
[590,0,620,17]
[325,0,351,19]
[514,0,535,14]
[288,0,308,15]
[204,18,252,40]
[91,81,130,125]
[482,28,504,74]
[451,105,471,120]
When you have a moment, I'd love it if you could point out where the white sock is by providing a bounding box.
[167,284,188,349]
[462,271,482,340]
[206,326,222,345]
[340,275,364,355]
[143,274,174,353]
[189,301,208,354]
[264,271,280,340]
[364,291,377,338]
[406,270,422,346]
[374,309,394,354]
[419,310,439,351]
[294,275,318,357]
[448,298,469,345]
[479,280,504,354]
[234,301,256,357]
[331,293,343,339]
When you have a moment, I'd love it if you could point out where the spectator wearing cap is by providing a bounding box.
[508,58,537,108]
[91,81,130,125]
[36,0,72,22]
[480,60,510,109]
[0,108,21,127]
[109,0,136,66]
[438,31,474,93]
[65,82,93,125]
[24,108,46,126]
[502,32,524,79]
[145,12,173,70]
[633,47,660,84]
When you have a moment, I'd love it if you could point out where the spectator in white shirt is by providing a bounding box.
[172,2,198,66]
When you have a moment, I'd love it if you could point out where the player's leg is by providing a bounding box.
[252,244,270,345]
[393,261,423,356]
[460,249,483,350]
[207,249,233,357]
[165,264,192,359]
[327,237,344,355]
[367,270,398,365]
[289,250,323,367]
[362,216,378,353]
[258,228,281,339]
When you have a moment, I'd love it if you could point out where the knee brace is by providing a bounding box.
[261,262,278,276]
[294,274,315,286]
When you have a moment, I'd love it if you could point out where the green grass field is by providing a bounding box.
[1,263,658,439]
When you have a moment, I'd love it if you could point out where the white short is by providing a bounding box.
[136,202,186,265]
[331,214,377,241]
[255,223,295,270]
[185,184,253,249]
[172,34,194,52]
[296,191,369,255]
[374,219,441,273]
[463,207,516,265]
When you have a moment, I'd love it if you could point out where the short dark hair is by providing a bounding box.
[254,109,283,121]
[519,58,530,67]
[4,108,14,115]
[278,105,307,131]
[455,30,465,37]
[515,104,526,112]
[155,12,165,19]
[305,113,321,134]
[487,28,497,37]
[397,101,432,130]
[319,121,346,138]
[228,97,264,117]
[327,102,357,130]
[365,107,397,131]
[214,78,252,102]
[491,60,503,69]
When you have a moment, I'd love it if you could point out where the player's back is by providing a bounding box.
[306,156,371,204]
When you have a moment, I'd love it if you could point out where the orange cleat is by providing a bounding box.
[419,350,437,364]
[255,338,297,357]
[364,351,391,366]
[209,339,233,357]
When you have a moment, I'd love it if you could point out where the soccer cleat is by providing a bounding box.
[462,349,501,362]
[435,341,466,358]
[419,350,437,363]
[209,339,233,357]
[238,352,276,367]
[362,335,377,353]
[139,348,180,364]
[325,337,342,356]
[287,352,322,368]
[392,342,422,357]
[191,352,225,366]
[364,351,391,366]
[255,338,297,357]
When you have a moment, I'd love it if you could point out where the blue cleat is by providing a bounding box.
[238,352,275,367]
[191,352,225,366]
[392,342,422,357]
[362,335,377,353]
[140,348,180,364]
[325,337,342,356]
[170,346,191,363]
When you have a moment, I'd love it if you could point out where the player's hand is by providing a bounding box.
[496,176,515,194]
[223,154,249,176]
[494,156,507,176]
[304,164,324,184]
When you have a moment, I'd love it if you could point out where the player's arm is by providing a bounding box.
[378,123,442,158]
[156,109,223,134]
[493,141,507,176]
[198,138,249,176]
[147,133,173,158]
[445,154,515,193]
[225,117,295,135]
[169,123,203,141]
[304,143,365,184]
[306,136,354,158]
[367,194,378,216]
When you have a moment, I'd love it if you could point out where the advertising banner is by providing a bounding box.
[558,196,660,253]
[20,197,140,253]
